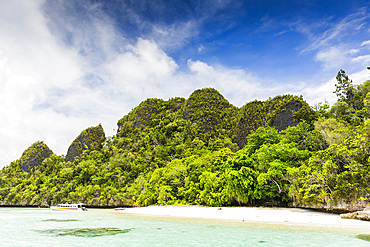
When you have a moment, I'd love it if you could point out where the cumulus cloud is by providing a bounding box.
[299,68,370,108]
[0,0,134,167]
[185,60,273,105]
[1,0,369,169]
[106,42,276,107]
[0,0,287,168]
[106,39,179,98]
[0,0,95,166]
[0,0,262,167]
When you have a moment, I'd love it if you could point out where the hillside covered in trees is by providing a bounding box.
[0,70,369,212]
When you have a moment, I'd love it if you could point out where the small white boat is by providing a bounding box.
[50,203,87,211]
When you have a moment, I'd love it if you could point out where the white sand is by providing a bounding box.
[119,206,370,231]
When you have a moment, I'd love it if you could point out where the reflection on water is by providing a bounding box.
[39,227,131,237]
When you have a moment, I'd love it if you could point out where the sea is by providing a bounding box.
[0,207,369,246]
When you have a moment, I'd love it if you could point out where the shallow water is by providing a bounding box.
[0,207,369,246]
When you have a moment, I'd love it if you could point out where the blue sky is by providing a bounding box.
[44,0,370,81]
[0,0,369,167]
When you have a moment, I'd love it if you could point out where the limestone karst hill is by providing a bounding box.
[117,88,313,148]
[17,88,313,171]
[2,75,369,211]
[19,141,53,172]
[65,124,106,162]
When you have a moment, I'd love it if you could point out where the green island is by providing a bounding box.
[0,69,369,212]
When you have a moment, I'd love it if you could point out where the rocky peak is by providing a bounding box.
[117,97,185,136]
[65,124,105,162]
[20,141,53,172]
[235,95,311,148]
[181,88,237,138]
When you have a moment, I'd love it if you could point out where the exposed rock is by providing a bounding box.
[294,199,370,214]
[117,97,185,135]
[235,95,310,148]
[333,200,369,212]
[272,100,302,131]
[340,211,370,221]
[235,100,266,148]
[20,141,53,172]
[65,124,105,162]
[115,89,313,148]
[131,98,163,129]
[181,88,237,138]
[117,88,238,140]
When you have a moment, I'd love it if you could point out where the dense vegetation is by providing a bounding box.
[0,70,369,211]
[65,124,105,162]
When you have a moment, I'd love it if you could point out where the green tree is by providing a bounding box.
[334,69,355,107]
[225,166,258,205]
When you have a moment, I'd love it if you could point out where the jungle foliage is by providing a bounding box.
[0,72,369,210]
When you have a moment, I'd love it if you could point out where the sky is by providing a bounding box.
[0,0,370,168]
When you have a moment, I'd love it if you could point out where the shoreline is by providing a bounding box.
[117,205,370,232]
[1,205,369,233]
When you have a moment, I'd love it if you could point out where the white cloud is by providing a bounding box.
[198,44,205,53]
[1,0,368,169]
[345,49,360,55]
[185,60,265,105]
[188,60,214,74]
[292,8,369,74]
[0,0,102,167]
[361,40,370,47]
[300,78,337,106]
[150,21,199,51]
[105,38,180,102]
[300,8,368,53]
[315,46,348,70]
[0,0,203,167]
[349,68,370,85]
[107,44,277,107]
[353,54,370,64]
[299,68,370,107]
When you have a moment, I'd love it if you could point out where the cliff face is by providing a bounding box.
[181,88,237,139]
[116,89,314,148]
[17,89,312,168]
[129,98,164,129]
[117,97,185,136]
[272,100,303,131]
[2,87,325,208]
[235,100,267,148]
[235,95,310,148]
[296,199,369,213]
[20,141,53,172]
[65,124,106,162]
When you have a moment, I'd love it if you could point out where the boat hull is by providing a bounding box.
[50,206,80,211]
[50,203,87,211]
[114,208,125,211]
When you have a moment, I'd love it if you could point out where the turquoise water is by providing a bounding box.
[0,207,369,246]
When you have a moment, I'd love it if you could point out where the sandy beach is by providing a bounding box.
[119,206,370,231]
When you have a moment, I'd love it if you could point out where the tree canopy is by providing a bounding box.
[0,76,369,211]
